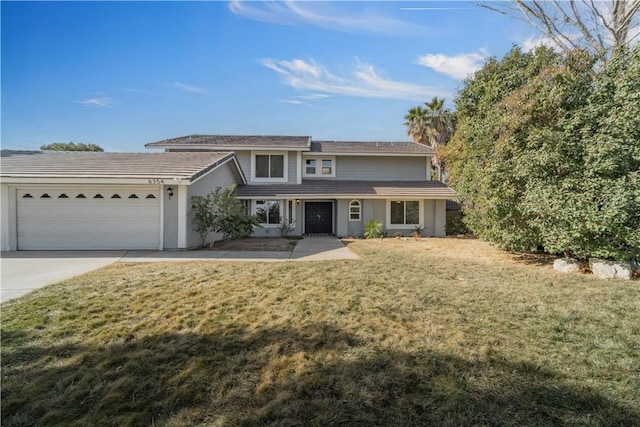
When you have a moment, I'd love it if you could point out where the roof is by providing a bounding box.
[0,150,244,183]
[310,141,434,155]
[236,180,456,199]
[145,134,312,150]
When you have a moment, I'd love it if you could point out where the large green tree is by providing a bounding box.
[40,142,104,152]
[442,45,640,261]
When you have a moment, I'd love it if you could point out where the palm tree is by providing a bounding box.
[424,97,455,181]
[404,97,455,181]
[403,106,428,144]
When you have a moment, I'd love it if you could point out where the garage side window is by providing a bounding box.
[22,194,33,198]
[94,194,104,199]
[76,194,86,199]
[41,194,51,198]
[146,194,156,199]
[59,194,69,199]
[129,194,139,199]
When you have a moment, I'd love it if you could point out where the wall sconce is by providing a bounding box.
[295,199,301,204]
[167,187,174,199]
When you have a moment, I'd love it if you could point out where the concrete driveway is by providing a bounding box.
[1,251,126,303]
[0,237,358,303]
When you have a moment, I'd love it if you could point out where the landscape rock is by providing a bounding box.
[589,259,633,280]
[553,258,581,273]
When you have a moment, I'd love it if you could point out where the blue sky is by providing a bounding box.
[2,1,542,152]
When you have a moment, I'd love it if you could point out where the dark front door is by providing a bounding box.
[305,202,333,234]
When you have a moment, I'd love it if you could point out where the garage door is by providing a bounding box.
[17,188,161,250]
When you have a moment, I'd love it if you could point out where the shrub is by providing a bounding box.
[364,219,384,239]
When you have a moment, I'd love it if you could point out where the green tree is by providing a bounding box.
[40,142,104,152]
[405,97,455,181]
[443,45,640,261]
[190,185,260,247]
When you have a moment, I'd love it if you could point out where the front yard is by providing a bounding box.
[2,239,639,426]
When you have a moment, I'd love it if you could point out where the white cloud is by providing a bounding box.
[262,57,449,101]
[521,35,565,53]
[174,81,209,95]
[74,94,115,107]
[229,0,427,35]
[279,93,331,106]
[416,50,489,80]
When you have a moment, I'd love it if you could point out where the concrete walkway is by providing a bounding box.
[121,236,359,262]
[1,237,358,302]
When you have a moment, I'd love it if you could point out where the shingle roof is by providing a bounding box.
[310,141,434,155]
[0,150,242,182]
[236,180,456,199]
[146,134,311,149]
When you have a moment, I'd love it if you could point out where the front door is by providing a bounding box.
[305,202,333,234]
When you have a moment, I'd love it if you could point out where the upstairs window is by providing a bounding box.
[303,157,335,177]
[254,154,285,180]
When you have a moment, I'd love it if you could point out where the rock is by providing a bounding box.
[589,259,633,280]
[553,258,581,273]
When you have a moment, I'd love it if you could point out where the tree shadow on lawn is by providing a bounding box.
[2,322,637,426]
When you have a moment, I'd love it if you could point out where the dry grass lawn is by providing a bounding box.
[2,239,639,426]
[206,237,298,252]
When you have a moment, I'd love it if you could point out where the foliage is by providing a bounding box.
[443,45,640,261]
[40,142,104,151]
[278,220,296,237]
[190,185,259,246]
[480,0,640,60]
[446,211,469,236]
[404,97,455,181]
[363,218,384,239]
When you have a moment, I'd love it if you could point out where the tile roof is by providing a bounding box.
[0,150,241,182]
[310,141,434,155]
[146,134,311,149]
[236,180,456,199]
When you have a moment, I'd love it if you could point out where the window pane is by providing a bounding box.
[306,159,316,175]
[255,201,268,223]
[390,201,404,224]
[270,155,284,178]
[406,201,420,224]
[256,155,269,178]
[322,159,332,174]
[268,201,280,224]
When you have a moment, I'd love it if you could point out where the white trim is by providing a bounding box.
[252,199,283,227]
[348,199,361,221]
[426,157,431,181]
[159,185,165,250]
[1,185,12,250]
[302,156,336,178]
[190,156,247,185]
[250,151,288,183]
[296,151,302,184]
[386,199,424,229]
[177,185,188,248]
[303,152,432,157]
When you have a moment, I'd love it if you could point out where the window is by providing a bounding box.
[389,200,421,226]
[128,194,139,199]
[41,193,51,198]
[255,200,281,225]
[58,194,69,199]
[254,154,285,180]
[22,194,33,198]
[111,194,121,199]
[145,194,156,199]
[76,194,86,199]
[303,157,335,177]
[94,194,104,199]
[349,200,361,221]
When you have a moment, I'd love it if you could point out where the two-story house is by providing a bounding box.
[0,135,455,251]
[146,135,455,240]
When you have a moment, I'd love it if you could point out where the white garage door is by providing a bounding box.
[17,187,161,250]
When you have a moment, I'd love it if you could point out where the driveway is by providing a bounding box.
[1,237,358,303]
[1,251,126,303]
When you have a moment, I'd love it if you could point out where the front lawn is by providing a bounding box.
[2,239,639,426]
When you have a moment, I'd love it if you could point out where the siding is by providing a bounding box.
[236,150,298,185]
[335,156,427,181]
